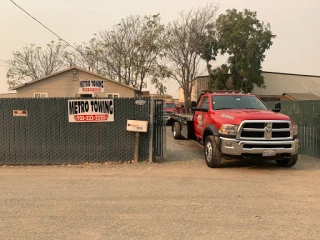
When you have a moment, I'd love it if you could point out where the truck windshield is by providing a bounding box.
[212,95,269,110]
[166,103,176,108]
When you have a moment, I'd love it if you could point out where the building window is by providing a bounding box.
[75,93,94,98]
[79,94,93,98]
[106,93,119,99]
[75,93,93,98]
[34,93,48,98]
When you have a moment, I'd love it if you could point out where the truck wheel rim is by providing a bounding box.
[206,142,213,162]
[173,130,176,137]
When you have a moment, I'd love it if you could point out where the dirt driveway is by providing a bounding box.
[0,127,319,240]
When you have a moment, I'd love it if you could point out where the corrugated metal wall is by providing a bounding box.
[253,72,320,96]
[195,76,210,98]
[179,72,320,102]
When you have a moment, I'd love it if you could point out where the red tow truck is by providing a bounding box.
[170,90,300,168]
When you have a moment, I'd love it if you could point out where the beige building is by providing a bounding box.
[179,71,320,102]
[141,91,173,102]
[0,93,17,98]
[0,66,138,98]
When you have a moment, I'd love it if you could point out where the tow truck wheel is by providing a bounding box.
[173,122,182,139]
[276,155,298,167]
[204,135,222,168]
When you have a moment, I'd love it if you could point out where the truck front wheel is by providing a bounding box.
[276,155,298,167]
[173,122,182,139]
[204,135,222,168]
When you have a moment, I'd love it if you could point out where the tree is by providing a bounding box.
[64,37,104,75]
[97,14,168,93]
[215,9,276,92]
[155,82,167,95]
[208,64,230,90]
[164,3,219,112]
[6,41,68,89]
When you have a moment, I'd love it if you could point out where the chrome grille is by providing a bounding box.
[238,121,292,140]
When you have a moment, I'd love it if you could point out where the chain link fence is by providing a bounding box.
[266,100,320,158]
[0,98,165,165]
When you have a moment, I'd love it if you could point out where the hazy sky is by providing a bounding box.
[1,0,319,98]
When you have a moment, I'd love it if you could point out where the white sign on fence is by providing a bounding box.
[68,99,114,123]
[79,79,104,92]
[13,110,28,117]
[126,120,148,132]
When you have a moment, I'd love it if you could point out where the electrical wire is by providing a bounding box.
[9,0,85,56]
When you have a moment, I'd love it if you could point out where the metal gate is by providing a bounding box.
[152,99,166,161]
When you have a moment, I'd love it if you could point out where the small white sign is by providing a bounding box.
[135,100,146,106]
[79,79,104,93]
[126,120,148,132]
[68,99,114,123]
[13,110,28,117]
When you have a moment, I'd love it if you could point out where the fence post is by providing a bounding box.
[163,100,166,160]
[133,132,140,163]
[149,97,154,163]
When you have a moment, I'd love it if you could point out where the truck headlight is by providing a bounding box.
[292,122,298,136]
[219,124,239,136]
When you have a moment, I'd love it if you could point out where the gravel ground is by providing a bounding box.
[0,127,320,240]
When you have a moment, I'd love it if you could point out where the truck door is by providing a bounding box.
[194,95,209,139]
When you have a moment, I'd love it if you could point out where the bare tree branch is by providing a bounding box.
[6,41,68,89]
[164,3,219,112]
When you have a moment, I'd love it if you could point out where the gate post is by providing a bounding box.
[148,97,154,163]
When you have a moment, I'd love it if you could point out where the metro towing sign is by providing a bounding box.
[68,99,114,122]
[79,79,104,92]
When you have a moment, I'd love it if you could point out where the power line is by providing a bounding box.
[9,0,85,56]
[0,59,8,68]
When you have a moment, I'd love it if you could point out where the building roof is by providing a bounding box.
[262,71,320,78]
[141,93,172,99]
[194,71,320,80]
[12,66,138,91]
[283,92,320,100]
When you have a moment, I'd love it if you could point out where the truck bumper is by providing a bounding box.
[220,137,300,157]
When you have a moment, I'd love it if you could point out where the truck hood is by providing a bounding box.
[215,109,291,125]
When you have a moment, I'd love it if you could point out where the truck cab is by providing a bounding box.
[172,90,300,168]
[165,102,178,124]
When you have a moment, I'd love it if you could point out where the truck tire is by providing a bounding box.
[204,135,222,168]
[276,155,298,167]
[173,122,182,139]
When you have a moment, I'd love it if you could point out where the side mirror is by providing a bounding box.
[191,101,197,108]
[272,102,281,112]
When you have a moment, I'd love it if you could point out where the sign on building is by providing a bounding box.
[79,79,104,92]
[68,99,114,122]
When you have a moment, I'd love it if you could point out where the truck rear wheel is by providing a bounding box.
[276,155,298,167]
[173,122,182,139]
[204,135,222,168]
